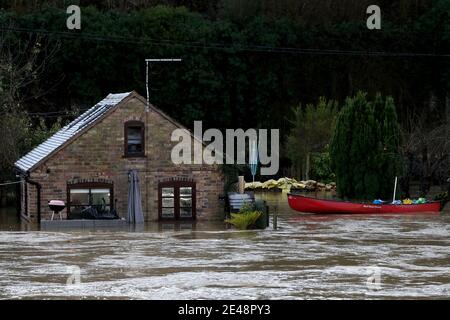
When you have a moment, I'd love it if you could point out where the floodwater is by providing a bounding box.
[0,192,449,300]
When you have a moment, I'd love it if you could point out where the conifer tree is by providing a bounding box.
[330,92,403,199]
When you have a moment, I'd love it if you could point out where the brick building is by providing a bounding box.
[15,91,224,223]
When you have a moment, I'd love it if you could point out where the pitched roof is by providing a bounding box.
[15,92,132,172]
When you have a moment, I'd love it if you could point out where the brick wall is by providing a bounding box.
[23,95,224,222]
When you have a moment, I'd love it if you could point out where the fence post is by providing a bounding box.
[273,205,278,230]
[238,176,245,194]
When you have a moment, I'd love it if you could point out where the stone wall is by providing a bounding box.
[23,94,224,222]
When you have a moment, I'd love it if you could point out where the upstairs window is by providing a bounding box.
[124,121,144,157]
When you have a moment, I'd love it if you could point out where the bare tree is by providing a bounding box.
[0,28,60,111]
[401,104,450,197]
[0,26,60,204]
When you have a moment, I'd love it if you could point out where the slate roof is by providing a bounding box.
[15,92,132,172]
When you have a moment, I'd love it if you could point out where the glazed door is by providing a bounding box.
[159,181,196,220]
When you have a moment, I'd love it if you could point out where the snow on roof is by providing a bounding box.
[15,92,132,172]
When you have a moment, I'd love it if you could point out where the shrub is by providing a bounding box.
[225,203,263,230]
[225,211,262,230]
[310,150,335,183]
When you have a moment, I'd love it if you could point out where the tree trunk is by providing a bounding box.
[295,161,302,181]
[348,72,353,95]
[0,189,5,207]
[420,146,430,197]
[400,176,410,198]
[446,92,450,194]
[305,152,311,181]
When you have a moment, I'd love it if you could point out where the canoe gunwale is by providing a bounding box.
[287,193,442,214]
[287,193,441,205]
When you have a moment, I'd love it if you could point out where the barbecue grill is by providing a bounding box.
[48,200,65,220]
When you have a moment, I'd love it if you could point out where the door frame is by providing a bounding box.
[158,180,196,220]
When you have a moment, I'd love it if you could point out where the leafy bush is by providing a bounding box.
[225,203,262,230]
[310,150,335,183]
[287,97,338,180]
[434,192,449,212]
[434,192,449,202]
[225,211,262,230]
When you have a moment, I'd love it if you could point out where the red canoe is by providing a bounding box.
[287,193,441,215]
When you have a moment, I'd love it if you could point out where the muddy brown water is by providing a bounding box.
[0,191,449,299]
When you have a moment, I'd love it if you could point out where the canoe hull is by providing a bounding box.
[287,194,441,214]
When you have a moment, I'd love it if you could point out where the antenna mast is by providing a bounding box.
[145,58,182,111]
